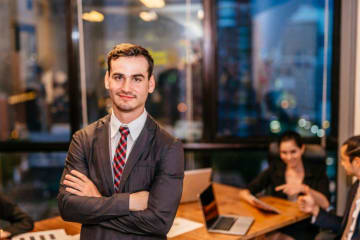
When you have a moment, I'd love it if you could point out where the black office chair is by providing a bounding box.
[268,142,326,165]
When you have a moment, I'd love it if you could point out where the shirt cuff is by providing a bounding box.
[311,214,317,224]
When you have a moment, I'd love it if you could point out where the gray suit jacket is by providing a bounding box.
[315,180,360,240]
[57,114,184,239]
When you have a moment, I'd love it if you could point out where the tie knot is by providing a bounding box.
[119,126,130,137]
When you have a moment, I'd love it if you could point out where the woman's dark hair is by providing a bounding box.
[278,130,303,148]
[343,136,360,163]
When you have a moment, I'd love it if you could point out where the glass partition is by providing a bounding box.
[0,152,65,220]
[0,0,70,143]
[80,0,204,141]
[217,0,334,138]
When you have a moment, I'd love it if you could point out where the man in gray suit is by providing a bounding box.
[58,43,184,239]
[298,136,360,240]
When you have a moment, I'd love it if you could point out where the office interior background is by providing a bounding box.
[0,0,359,220]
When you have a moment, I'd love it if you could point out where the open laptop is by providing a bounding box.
[180,168,212,203]
[199,184,254,235]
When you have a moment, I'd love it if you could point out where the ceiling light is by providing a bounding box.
[139,11,158,22]
[140,0,165,8]
[82,10,104,22]
[197,9,204,20]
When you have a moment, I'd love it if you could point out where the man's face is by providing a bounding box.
[341,144,356,176]
[105,56,155,115]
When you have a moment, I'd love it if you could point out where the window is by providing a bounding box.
[80,0,204,141]
[0,0,70,143]
[0,0,69,221]
[0,152,65,220]
[217,0,334,138]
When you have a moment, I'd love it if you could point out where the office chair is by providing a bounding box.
[268,142,326,165]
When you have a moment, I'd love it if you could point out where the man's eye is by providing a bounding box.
[134,78,142,82]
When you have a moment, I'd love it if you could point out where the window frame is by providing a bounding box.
[0,0,341,153]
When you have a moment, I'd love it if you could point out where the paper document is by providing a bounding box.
[167,217,203,238]
[251,196,281,214]
[64,234,80,240]
[12,229,79,240]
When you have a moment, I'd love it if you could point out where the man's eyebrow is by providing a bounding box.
[111,73,145,78]
[132,73,145,78]
[112,72,124,77]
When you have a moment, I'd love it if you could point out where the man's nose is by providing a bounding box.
[121,79,131,92]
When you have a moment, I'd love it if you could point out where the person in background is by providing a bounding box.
[58,43,184,239]
[0,193,34,239]
[239,130,330,240]
[298,135,360,240]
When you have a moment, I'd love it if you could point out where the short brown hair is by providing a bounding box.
[343,136,360,163]
[107,43,154,78]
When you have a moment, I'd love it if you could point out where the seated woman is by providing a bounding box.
[239,131,330,240]
[0,193,34,239]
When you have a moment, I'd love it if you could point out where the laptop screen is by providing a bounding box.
[181,168,212,203]
[199,184,219,228]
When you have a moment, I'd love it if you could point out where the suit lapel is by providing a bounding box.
[119,115,157,192]
[340,180,360,236]
[94,114,115,196]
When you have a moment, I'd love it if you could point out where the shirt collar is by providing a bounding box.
[356,184,360,204]
[110,109,147,141]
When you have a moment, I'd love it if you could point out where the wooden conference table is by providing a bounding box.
[172,183,309,240]
[34,183,309,239]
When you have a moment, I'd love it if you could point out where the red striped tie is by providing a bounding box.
[113,126,130,192]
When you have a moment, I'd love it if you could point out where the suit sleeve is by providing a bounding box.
[314,208,342,233]
[314,166,331,200]
[247,166,272,195]
[57,131,130,224]
[0,195,34,237]
[98,140,184,236]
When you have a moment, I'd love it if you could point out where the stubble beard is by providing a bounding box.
[113,101,138,113]
[111,90,137,112]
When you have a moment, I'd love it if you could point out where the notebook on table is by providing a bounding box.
[180,168,212,203]
[199,184,254,235]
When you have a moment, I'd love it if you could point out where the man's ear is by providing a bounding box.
[148,75,155,93]
[353,157,360,167]
[104,71,109,90]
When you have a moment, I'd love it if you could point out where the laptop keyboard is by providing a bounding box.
[212,216,236,231]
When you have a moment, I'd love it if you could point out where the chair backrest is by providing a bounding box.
[268,142,326,164]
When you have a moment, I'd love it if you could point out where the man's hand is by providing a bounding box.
[129,191,149,211]
[63,170,101,197]
[298,194,320,216]
[275,183,307,196]
[0,229,11,239]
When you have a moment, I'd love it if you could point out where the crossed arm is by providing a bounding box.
[63,170,149,211]
[58,132,184,236]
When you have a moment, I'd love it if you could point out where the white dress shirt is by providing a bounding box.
[342,185,360,240]
[109,109,147,179]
